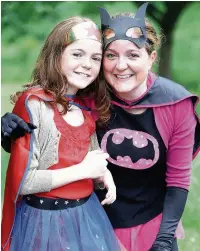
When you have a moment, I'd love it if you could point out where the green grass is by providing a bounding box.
[1,84,22,198]
[178,154,200,251]
[172,2,200,94]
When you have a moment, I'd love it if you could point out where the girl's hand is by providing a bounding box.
[100,170,116,205]
[80,150,109,179]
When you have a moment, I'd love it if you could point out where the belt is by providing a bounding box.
[23,194,90,210]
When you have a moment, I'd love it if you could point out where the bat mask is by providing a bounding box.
[99,2,149,49]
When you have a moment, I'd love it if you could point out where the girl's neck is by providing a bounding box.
[64,85,78,96]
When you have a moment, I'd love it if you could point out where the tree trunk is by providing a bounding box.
[158,2,190,78]
[159,30,173,78]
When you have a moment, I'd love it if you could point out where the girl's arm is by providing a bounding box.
[149,99,197,251]
[50,149,108,189]
[19,99,108,195]
[18,97,52,195]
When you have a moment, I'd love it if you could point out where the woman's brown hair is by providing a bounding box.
[11,17,111,125]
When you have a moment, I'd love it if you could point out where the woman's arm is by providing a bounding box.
[1,112,36,152]
[150,99,197,251]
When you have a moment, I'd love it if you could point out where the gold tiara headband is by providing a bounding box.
[66,21,102,44]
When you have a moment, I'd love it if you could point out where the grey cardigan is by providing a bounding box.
[20,98,99,195]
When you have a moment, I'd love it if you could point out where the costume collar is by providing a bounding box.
[64,94,90,111]
[110,72,196,109]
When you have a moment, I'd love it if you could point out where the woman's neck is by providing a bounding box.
[115,78,148,101]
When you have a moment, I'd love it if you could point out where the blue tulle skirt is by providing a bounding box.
[10,193,120,251]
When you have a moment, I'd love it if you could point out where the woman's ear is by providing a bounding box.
[148,50,157,70]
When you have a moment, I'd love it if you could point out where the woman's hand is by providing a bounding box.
[149,245,171,251]
[1,112,36,138]
[1,112,37,152]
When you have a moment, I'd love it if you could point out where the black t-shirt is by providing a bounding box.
[96,106,167,228]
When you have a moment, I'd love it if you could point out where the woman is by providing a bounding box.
[96,4,199,251]
[2,3,200,251]
[1,16,120,251]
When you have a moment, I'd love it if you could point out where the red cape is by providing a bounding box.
[1,88,53,250]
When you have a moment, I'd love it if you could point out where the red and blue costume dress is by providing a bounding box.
[1,88,120,251]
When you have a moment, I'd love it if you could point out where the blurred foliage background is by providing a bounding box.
[1,1,200,251]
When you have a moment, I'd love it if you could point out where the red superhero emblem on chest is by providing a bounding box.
[101,128,159,170]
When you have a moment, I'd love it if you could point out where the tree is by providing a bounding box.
[134,1,191,78]
[1,1,60,41]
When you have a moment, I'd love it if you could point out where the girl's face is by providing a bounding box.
[61,39,102,94]
[103,40,157,99]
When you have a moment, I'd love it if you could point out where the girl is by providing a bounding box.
[1,17,120,251]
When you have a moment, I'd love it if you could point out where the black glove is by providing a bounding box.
[149,187,188,251]
[1,112,37,152]
[149,245,170,251]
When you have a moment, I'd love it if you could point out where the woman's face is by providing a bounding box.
[103,40,156,98]
[61,39,102,95]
